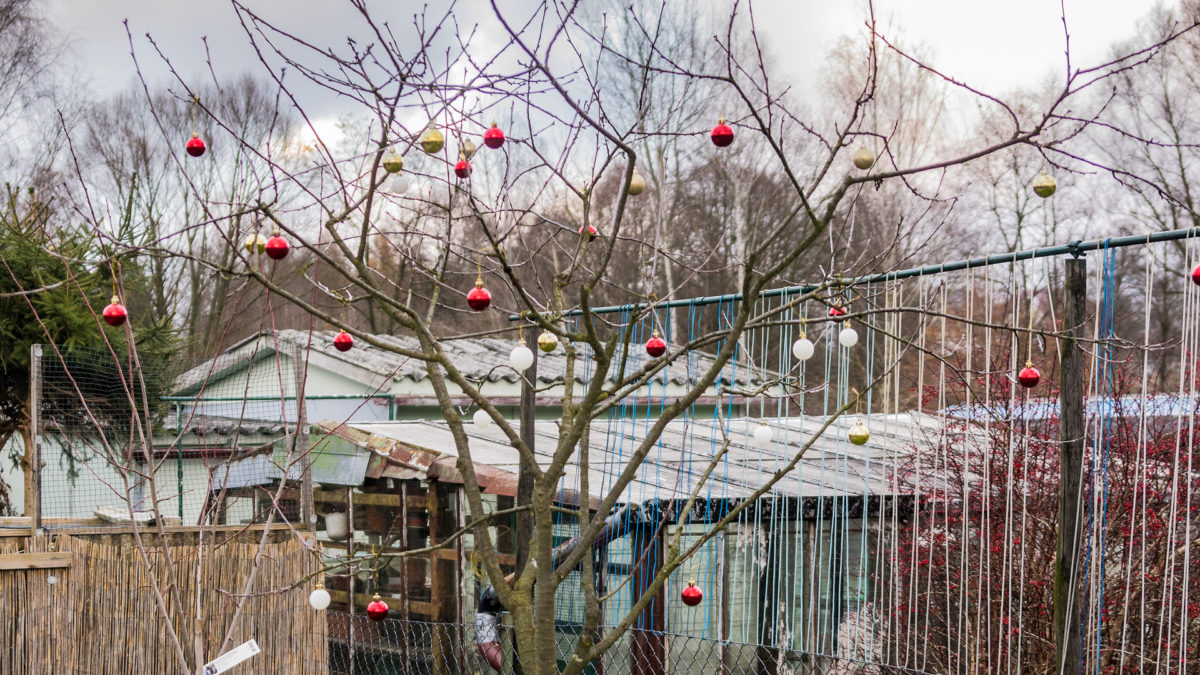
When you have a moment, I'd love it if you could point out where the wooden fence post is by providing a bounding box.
[630,517,665,675]
[290,344,313,529]
[28,344,42,530]
[1054,256,1086,673]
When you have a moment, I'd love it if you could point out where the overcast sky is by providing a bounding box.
[47,0,1159,122]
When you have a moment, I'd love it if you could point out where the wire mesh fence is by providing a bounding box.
[322,615,936,675]
[23,336,389,529]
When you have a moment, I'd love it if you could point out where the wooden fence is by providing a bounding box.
[0,525,327,674]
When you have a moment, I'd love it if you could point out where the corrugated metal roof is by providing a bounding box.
[165,415,291,437]
[173,329,758,396]
[327,411,960,502]
[945,394,1200,422]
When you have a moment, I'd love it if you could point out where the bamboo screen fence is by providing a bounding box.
[0,527,327,674]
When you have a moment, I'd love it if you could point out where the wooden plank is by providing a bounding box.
[496,495,515,559]
[630,522,665,675]
[313,489,414,508]
[0,528,32,538]
[433,547,514,566]
[755,523,782,675]
[429,481,459,675]
[51,522,284,536]
[0,552,72,570]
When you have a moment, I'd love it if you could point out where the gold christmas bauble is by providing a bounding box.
[1032,171,1056,198]
[852,145,875,170]
[244,233,268,254]
[461,138,477,159]
[419,124,445,154]
[537,330,558,353]
[848,421,870,446]
[627,171,646,196]
[382,152,404,174]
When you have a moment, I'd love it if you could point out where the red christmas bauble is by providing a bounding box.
[1191,263,1200,286]
[646,333,667,358]
[333,330,353,352]
[580,225,598,242]
[829,305,847,319]
[467,282,491,312]
[1017,364,1041,389]
[710,118,734,147]
[681,581,702,607]
[483,123,505,149]
[366,594,389,622]
[102,297,128,327]
[455,159,472,178]
[265,235,289,260]
[185,134,206,157]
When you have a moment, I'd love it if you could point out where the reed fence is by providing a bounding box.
[0,526,326,674]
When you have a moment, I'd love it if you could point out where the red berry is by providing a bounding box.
[333,330,353,352]
[185,134,206,157]
[483,123,505,149]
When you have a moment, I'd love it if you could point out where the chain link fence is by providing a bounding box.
[323,615,934,675]
[18,340,378,528]
[15,335,407,529]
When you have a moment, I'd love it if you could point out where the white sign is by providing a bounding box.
[202,639,261,674]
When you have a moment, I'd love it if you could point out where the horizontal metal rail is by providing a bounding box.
[511,226,1200,319]
[160,394,394,402]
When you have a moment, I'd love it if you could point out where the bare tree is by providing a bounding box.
[16,1,1200,673]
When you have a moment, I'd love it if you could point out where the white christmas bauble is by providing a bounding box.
[324,512,348,540]
[792,338,815,361]
[838,327,859,348]
[509,345,534,372]
[309,586,331,610]
[472,408,493,428]
[752,423,773,446]
[390,174,412,194]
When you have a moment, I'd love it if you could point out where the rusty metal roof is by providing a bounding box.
[308,418,592,505]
